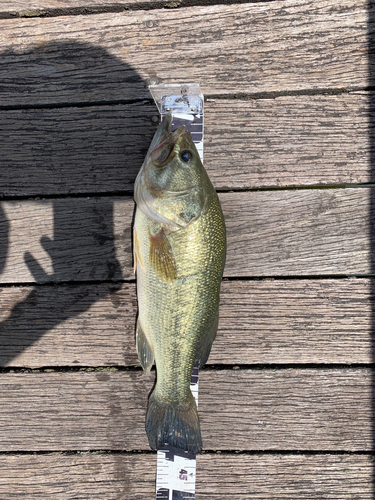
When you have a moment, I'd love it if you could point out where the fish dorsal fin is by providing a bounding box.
[136,319,154,372]
[149,228,177,281]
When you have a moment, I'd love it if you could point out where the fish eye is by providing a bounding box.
[180,150,193,163]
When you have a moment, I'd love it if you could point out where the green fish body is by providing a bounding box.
[134,115,226,454]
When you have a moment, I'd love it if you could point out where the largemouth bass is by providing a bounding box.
[134,114,226,454]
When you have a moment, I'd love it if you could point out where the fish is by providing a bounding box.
[133,114,226,454]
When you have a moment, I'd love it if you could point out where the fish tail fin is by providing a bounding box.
[146,390,202,454]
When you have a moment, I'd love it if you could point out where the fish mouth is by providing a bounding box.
[150,115,187,166]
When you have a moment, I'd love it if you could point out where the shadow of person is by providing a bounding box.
[0,41,155,366]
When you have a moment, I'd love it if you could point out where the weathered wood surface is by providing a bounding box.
[0,279,372,367]
[0,369,371,451]
[0,197,134,283]
[0,0,155,14]
[0,0,369,106]
[223,188,373,276]
[0,453,371,499]
[1,94,372,196]
[0,188,371,283]
[207,94,373,188]
[0,0,373,497]
[0,104,157,196]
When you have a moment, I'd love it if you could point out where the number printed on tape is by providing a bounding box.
[156,446,197,500]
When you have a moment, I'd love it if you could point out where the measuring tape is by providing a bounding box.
[149,84,204,500]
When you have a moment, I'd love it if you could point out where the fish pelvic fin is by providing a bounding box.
[136,320,154,372]
[146,390,202,454]
[149,228,177,281]
[195,310,219,369]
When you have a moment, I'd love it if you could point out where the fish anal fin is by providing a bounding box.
[149,228,177,281]
[136,319,154,372]
[195,311,219,368]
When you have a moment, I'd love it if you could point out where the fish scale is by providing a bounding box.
[135,195,223,402]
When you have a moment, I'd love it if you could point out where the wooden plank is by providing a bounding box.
[0,369,371,451]
[0,0,369,106]
[223,188,372,277]
[0,283,138,367]
[0,453,371,499]
[1,94,372,197]
[206,94,373,189]
[217,278,374,364]
[0,279,372,367]
[0,0,155,15]
[0,189,372,283]
[0,104,156,196]
[0,197,134,282]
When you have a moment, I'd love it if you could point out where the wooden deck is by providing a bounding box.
[0,0,374,497]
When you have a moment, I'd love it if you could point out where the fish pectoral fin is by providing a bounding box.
[133,226,143,274]
[136,320,154,372]
[149,228,177,281]
[195,310,219,369]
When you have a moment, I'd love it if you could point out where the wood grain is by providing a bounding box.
[0,453,371,499]
[0,279,372,367]
[206,94,373,189]
[1,94,372,197]
[0,104,157,196]
[0,188,372,283]
[0,283,138,367]
[0,0,155,14]
[0,0,369,106]
[0,197,134,283]
[0,369,371,451]
[223,188,373,277]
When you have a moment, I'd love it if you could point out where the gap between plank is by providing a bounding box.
[0,449,371,456]
[1,183,375,203]
[0,86,370,112]
[0,275,372,288]
[1,364,374,373]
